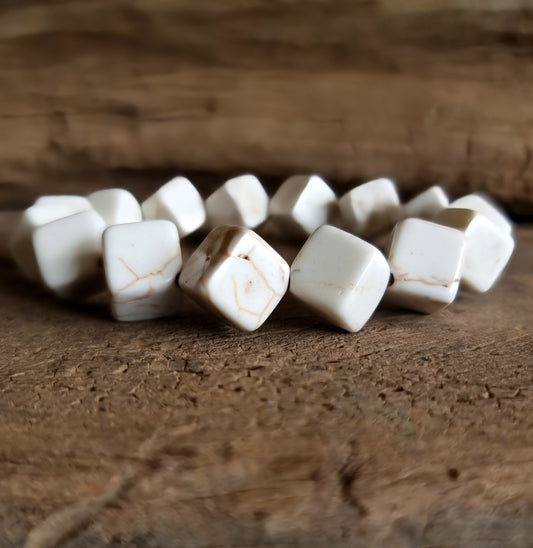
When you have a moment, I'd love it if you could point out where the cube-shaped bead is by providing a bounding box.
[449,193,512,235]
[141,177,206,238]
[179,225,289,331]
[10,197,93,282]
[339,178,400,237]
[88,188,142,226]
[401,185,448,220]
[103,220,182,321]
[269,175,336,237]
[205,174,269,229]
[435,208,515,293]
[32,210,106,299]
[290,225,390,332]
[386,218,465,313]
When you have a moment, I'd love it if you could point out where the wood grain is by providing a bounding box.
[1,1,533,213]
[0,227,532,547]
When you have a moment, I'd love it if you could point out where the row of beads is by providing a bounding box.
[10,175,514,332]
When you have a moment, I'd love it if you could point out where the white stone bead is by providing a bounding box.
[435,208,515,293]
[10,197,92,281]
[88,188,142,226]
[386,218,465,313]
[179,225,289,331]
[339,178,400,237]
[33,210,106,299]
[141,176,206,238]
[103,220,182,321]
[290,225,390,332]
[401,185,449,220]
[449,193,512,235]
[269,175,336,238]
[205,174,269,229]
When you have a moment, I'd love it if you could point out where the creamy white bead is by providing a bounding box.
[88,188,142,226]
[290,225,390,332]
[205,174,269,229]
[449,193,512,235]
[10,197,92,281]
[386,218,465,313]
[269,175,336,237]
[401,185,449,220]
[33,210,106,299]
[435,208,515,293]
[179,225,289,331]
[141,176,206,238]
[103,220,182,321]
[339,178,400,237]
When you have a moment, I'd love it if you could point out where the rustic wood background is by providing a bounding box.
[1,0,533,212]
[0,228,532,547]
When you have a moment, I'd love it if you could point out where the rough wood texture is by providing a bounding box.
[0,227,532,547]
[1,1,533,212]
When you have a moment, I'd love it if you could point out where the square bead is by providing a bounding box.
[179,226,289,331]
[386,218,465,313]
[269,175,336,237]
[206,174,269,229]
[435,208,515,293]
[290,225,390,332]
[10,197,92,281]
[32,210,106,299]
[401,185,449,220]
[88,188,142,226]
[141,176,206,238]
[449,193,512,235]
[103,220,182,321]
[339,178,400,237]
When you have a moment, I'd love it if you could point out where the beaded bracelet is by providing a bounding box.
[9,175,514,332]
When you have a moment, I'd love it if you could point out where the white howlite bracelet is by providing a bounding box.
[8,175,515,333]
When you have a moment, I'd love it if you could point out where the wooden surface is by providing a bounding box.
[0,227,532,547]
[1,1,533,213]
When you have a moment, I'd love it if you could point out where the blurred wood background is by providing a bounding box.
[1,230,532,547]
[1,0,533,213]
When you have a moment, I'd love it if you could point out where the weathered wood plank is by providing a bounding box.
[1,1,533,212]
[0,227,532,546]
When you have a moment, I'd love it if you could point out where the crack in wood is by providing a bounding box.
[23,423,198,548]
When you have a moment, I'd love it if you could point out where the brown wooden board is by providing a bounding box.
[1,1,533,213]
[0,227,532,547]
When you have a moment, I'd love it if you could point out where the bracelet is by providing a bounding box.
[9,175,515,333]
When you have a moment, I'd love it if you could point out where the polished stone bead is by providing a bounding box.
[142,176,206,238]
[269,175,336,238]
[386,218,465,313]
[339,178,400,237]
[33,210,106,299]
[88,188,142,227]
[103,220,182,321]
[449,193,512,235]
[435,208,514,293]
[179,225,289,331]
[10,197,92,282]
[402,185,449,220]
[290,225,390,332]
[206,174,269,229]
